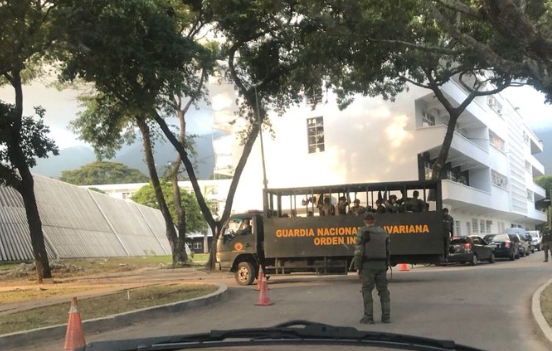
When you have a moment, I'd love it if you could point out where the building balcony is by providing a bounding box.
[441,180,507,213]
[526,153,545,177]
[415,125,489,172]
[441,180,546,224]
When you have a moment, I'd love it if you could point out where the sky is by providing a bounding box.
[501,86,552,133]
[0,80,217,149]
[0,81,551,150]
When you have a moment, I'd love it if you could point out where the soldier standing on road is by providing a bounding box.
[442,208,454,260]
[542,230,552,262]
[353,213,391,324]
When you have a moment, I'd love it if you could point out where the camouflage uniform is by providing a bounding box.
[353,222,391,324]
[337,200,349,215]
[442,209,454,260]
[542,230,552,262]
[349,203,366,217]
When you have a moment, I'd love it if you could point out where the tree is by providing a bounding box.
[0,0,60,283]
[426,0,552,102]
[131,182,207,234]
[302,0,518,183]
[55,0,212,266]
[167,0,404,268]
[60,161,149,185]
[535,175,552,209]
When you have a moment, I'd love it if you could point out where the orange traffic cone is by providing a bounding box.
[399,263,409,271]
[255,275,274,306]
[255,265,264,291]
[64,297,86,351]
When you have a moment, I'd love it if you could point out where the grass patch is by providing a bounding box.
[1,255,212,284]
[0,284,217,335]
[191,253,209,263]
[0,287,99,304]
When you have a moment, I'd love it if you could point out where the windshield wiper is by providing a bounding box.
[85,320,487,351]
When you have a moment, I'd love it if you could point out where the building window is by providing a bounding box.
[307,117,325,153]
[455,221,461,236]
[446,170,457,182]
[527,190,534,202]
[424,161,433,180]
[486,220,492,234]
[472,219,479,234]
[479,219,485,234]
[122,192,133,200]
[523,131,530,145]
[466,221,472,236]
[498,222,505,232]
[487,96,502,115]
[193,242,202,250]
[489,130,505,151]
[491,170,508,189]
[422,110,436,126]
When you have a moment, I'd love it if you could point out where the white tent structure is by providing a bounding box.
[0,175,172,262]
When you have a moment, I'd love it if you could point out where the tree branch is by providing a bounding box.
[367,37,458,56]
[426,1,531,77]
[431,0,482,17]
[399,75,431,89]
[181,67,206,115]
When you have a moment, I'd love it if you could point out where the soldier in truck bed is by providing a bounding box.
[349,199,366,216]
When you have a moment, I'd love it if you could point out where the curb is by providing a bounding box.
[0,283,227,350]
[532,277,552,349]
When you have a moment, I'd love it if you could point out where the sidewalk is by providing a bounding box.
[532,277,552,349]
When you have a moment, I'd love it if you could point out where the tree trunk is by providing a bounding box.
[135,118,179,266]
[18,175,52,283]
[430,111,460,181]
[10,71,51,283]
[171,101,189,264]
[153,110,261,270]
[171,167,189,263]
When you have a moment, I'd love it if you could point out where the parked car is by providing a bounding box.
[448,236,495,265]
[523,233,535,253]
[484,233,519,260]
[527,230,542,251]
[514,233,532,256]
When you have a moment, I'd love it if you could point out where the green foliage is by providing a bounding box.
[70,94,138,160]
[131,182,207,233]
[418,0,552,101]
[55,0,211,113]
[0,102,59,187]
[536,175,552,207]
[535,176,552,209]
[0,0,55,81]
[60,161,149,185]
[57,0,213,175]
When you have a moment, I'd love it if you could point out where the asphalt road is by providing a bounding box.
[7,252,552,351]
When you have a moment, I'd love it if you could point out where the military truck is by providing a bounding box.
[216,180,445,285]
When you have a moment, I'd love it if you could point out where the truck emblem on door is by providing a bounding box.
[234,242,244,251]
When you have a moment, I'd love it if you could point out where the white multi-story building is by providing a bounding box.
[219,79,547,235]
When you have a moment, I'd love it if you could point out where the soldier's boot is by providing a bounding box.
[381,302,391,324]
[360,293,374,324]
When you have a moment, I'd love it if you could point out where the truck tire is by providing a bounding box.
[235,261,255,286]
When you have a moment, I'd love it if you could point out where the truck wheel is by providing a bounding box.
[235,261,255,286]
